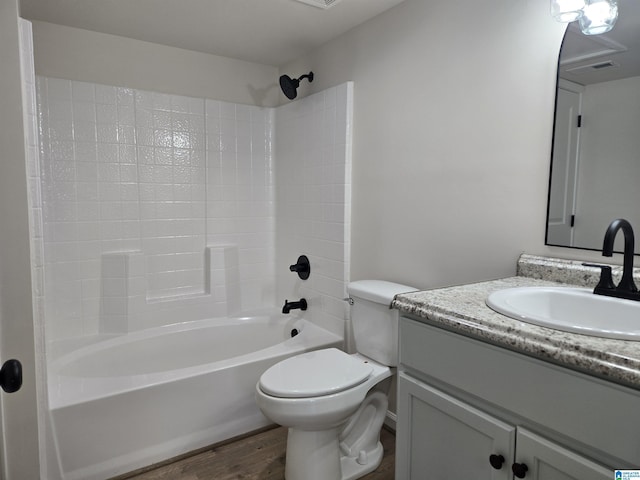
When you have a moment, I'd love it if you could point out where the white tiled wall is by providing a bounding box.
[275,83,353,338]
[36,77,275,341]
[134,90,207,299]
[205,100,276,311]
[33,76,351,344]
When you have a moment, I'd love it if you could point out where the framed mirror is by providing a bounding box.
[546,0,640,252]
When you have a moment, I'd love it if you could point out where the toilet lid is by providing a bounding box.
[259,348,373,398]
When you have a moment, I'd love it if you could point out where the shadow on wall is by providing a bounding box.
[247,82,278,107]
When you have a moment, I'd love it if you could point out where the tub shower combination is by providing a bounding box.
[32,75,353,479]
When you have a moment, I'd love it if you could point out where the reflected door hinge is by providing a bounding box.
[577,115,582,128]
[570,215,575,227]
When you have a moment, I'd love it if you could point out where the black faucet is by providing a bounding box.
[282,298,307,314]
[589,219,640,301]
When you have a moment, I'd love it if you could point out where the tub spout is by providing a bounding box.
[282,298,307,314]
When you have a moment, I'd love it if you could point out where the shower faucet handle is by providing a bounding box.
[289,255,310,280]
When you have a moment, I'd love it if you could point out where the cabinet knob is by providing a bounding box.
[489,454,505,469]
[512,462,529,478]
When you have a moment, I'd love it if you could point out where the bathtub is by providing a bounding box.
[47,314,342,480]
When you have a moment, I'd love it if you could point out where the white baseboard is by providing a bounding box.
[384,411,397,432]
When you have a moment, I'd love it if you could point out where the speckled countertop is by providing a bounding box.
[392,254,640,390]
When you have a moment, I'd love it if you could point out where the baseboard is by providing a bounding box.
[384,410,397,432]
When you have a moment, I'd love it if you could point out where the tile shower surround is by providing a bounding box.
[34,77,352,344]
[275,83,353,338]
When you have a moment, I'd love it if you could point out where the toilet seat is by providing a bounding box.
[259,348,373,398]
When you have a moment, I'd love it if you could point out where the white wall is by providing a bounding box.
[280,0,615,288]
[31,21,281,107]
[573,76,640,250]
[0,1,40,476]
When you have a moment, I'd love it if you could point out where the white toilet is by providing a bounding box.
[255,280,416,480]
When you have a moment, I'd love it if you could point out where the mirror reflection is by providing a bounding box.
[546,0,640,252]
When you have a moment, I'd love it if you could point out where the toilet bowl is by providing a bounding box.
[255,349,392,480]
[255,280,417,480]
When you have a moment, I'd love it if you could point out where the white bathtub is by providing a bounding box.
[48,314,342,480]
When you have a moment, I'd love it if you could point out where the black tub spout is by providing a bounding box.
[282,298,307,314]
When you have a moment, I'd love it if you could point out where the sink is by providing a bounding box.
[486,286,640,340]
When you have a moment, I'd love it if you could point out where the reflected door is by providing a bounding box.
[547,85,582,246]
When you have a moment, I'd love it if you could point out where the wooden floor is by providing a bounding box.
[119,426,395,480]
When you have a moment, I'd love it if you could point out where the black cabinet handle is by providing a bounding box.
[512,462,529,478]
[489,454,505,469]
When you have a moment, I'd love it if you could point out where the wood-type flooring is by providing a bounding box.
[118,425,395,480]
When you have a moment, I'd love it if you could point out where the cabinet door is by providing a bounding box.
[514,429,611,480]
[396,373,516,479]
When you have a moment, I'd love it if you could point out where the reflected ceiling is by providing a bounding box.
[559,1,640,85]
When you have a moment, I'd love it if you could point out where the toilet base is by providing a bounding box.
[284,429,385,480]
[340,441,384,480]
[285,427,342,480]
[283,390,388,480]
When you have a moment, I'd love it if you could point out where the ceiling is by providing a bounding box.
[19,0,406,67]
[559,0,640,85]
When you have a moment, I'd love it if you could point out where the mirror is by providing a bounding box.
[546,0,640,252]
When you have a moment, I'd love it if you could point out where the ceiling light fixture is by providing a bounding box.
[551,0,619,35]
[579,0,619,35]
[551,0,586,22]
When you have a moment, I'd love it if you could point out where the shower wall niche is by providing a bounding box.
[33,77,353,346]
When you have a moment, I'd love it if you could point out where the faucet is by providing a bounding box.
[588,219,640,301]
[282,298,307,314]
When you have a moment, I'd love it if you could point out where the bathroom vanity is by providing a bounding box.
[392,255,640,479]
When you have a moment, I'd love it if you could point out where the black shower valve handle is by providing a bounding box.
[289,255,310,280]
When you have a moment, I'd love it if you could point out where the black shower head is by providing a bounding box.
[279,71,314,100]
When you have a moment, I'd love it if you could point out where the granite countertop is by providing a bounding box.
[392,255,640,390]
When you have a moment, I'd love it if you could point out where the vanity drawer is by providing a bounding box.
[399,316,640,466]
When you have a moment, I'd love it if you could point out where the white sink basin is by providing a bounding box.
[486,286,640,340]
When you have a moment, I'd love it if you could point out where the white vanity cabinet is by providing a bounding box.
[397,373,610,479]
[396,316,639,479]
[397,373,516,479]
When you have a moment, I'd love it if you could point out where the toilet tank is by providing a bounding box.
[347,280,417,367]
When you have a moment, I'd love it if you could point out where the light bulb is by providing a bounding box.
[579,0,618,35]
[551,0,586,22]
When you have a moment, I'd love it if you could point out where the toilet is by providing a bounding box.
[255,280,416,480]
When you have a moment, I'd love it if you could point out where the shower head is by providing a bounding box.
[279,71,314,100]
